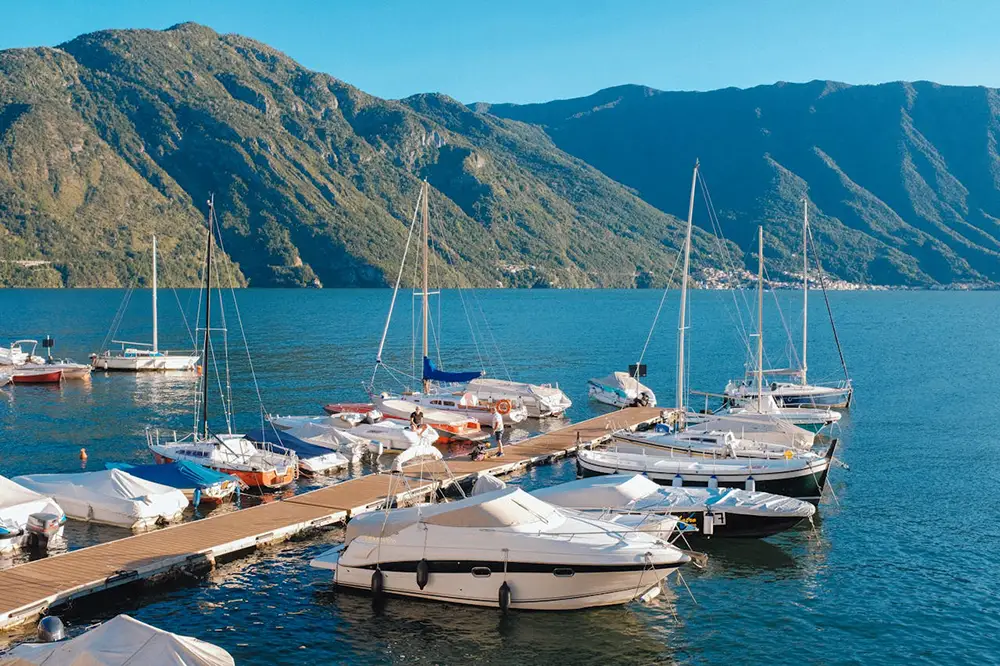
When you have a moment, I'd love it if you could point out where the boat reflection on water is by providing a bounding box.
[314,581,684,665]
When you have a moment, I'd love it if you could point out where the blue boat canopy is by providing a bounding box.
[247,427,334,459]
[106,460,237,490]
[422,356,482,383]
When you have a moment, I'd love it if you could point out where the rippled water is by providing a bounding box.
[1,288,998,664]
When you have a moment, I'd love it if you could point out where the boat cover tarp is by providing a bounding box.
[12,469,188,529]
[686,414,815,449]
[247,427,343,459]
[105,461,236,491]
[422,356,481,383]
[0,614,234,666]
[347,487,557,541]
[0,476,63,544]
[589,372,650,398]
[531,474,814,518]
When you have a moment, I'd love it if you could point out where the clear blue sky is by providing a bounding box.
[2,0,998,104]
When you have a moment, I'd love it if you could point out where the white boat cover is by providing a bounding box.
[686,414,815,449]
[1,614,234,666]
[591,372,650,396]
[466,378,572,410]
[285,422,369,449]
[390,443,443,471]
[531,474,815,518]
[12,469,188,529]
[0,476,63,547]
[346,487,557,541]
[471,473,507,495]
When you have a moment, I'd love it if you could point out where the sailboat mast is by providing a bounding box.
[152,235,158,354]
[756,225,764,412]
[421,181,430,394]
[676,160,699,411]
[801,199,808,386]
[201,196,214,438]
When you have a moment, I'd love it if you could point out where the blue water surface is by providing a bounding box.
[0,288,997,665]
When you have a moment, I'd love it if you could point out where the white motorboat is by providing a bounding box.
[462,377,572,418]
[683,413,816,450]
[374,394,487,444]
[248,423,358,473]
[529,474,816,539]
[0,475,65,553]
[2,614,235,666]
[12,469,188,531]
[0,340,44,366]
[272,412,436,454]
[577,443,836,502]
[91,236,200,372]
[403,390,528,426]
[588,371,657,408]
[311,486,689,610]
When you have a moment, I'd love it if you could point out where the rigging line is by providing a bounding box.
[212,249,233,433]
[635,242,683,370]
[456,286,487,373]
[697,171,754,359]
[171,287,197,349]
[806,222,851,381]
[212,206,271,418]
[469,288,510,381]
[464,288,496,377]
[373,186,423,387]
[101,274,140,353]
[762,263,801,373]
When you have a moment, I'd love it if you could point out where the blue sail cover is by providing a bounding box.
[246,427,334,459]
[422,356,482,383]
[106,460,236,490]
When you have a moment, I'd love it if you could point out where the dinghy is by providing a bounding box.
[529,474,816,538]
[1,614,234,666]
[105,461,239,505]
[588,372,657,408]
[0,476,65,553]
[12,469,188,530]
[577,440,837,502]
[311,486,689,610]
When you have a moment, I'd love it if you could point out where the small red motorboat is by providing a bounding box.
[11,368,63,384]
[323,402,376,416]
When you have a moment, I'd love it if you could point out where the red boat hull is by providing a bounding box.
[12,370,63,384]
[154,453,296,490]
[323,402,376,415]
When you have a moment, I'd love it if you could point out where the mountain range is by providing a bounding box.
[1,23,997,288]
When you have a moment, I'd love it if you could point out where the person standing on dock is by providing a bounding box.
[492,408,505,456]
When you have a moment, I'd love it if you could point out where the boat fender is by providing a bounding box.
[498,581,512,613]
[416,558,430,590]
[703,512,714,537]
[496,399,511,415]
[745,475,755,492]
[771,382,778,392]
[371,569,385,599]
[672,474,683,487]
[708,475,718,489]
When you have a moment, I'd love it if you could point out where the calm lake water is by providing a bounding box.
[1,288,998,665]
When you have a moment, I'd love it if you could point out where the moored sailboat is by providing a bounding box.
[91,236,200,372]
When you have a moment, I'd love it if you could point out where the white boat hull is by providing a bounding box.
[92,354,199,372]
[463,378,572,419]
[318,556,677,611]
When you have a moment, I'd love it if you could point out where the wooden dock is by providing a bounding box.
[0,407,661,632]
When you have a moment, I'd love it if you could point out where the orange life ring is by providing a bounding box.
[496,399,511,415]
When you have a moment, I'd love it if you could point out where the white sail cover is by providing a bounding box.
[0,476,63,547]
[1,614,234,666]
[12,470,188,529]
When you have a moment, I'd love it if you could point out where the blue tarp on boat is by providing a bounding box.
[246,427,335,459]
[422,356,482,383]
[105,460,237,490]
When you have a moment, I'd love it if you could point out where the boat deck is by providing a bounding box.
[0,407,661,631]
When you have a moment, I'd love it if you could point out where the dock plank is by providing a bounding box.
[0,407,661,630]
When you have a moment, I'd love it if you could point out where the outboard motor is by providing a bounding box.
[37,616,65,642]
[26,512,62,550]
[42,335,55,362]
